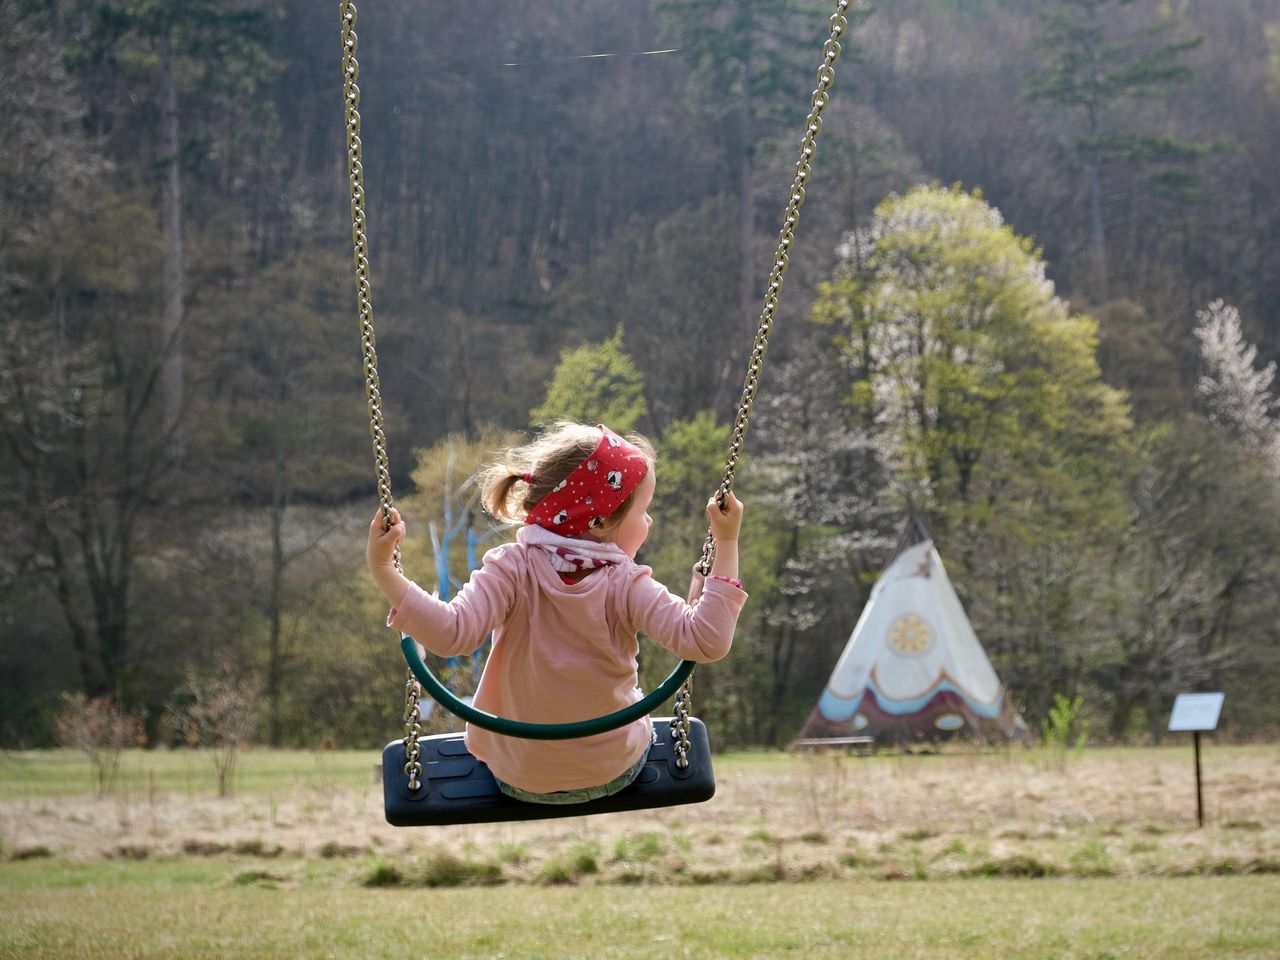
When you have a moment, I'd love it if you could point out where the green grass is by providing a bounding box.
[0,747,380,800]
[1,876,1276,958]
[4,742,1274,801]
[0,857,369,892]
[2,745,1278,956]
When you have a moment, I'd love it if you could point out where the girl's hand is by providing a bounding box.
[706,491,744,542]
[367,506,405,571]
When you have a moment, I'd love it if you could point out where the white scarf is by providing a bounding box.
[517,524,630,577]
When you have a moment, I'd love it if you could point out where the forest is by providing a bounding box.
[2,0,1278,751]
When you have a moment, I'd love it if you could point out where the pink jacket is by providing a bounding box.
[388,537,747,793]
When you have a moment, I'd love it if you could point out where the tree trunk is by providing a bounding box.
[1087,149,1107,303]
[738,97,755,337]
[267,392,287,747]
[1108,683,1138,742]
[159,22,186,458]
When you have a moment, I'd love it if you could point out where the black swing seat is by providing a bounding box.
[383,717,715,826]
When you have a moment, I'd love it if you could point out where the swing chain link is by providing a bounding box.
[696,0,848,578]
[340,0,423,791]
[672,675,693,769]
[403,673,423,790]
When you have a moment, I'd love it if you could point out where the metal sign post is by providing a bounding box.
[1167,693,1225,828]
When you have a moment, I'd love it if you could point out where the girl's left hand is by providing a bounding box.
[367,506,405,570]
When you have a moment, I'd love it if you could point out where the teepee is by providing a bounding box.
[795,521,1028,745]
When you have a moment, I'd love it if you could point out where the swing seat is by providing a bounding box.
[382,717,715,826]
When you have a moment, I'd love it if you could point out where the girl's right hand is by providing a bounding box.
[367,506,406,570]
[706,491,744,542]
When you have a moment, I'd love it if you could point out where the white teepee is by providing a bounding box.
[796,525,1027,744]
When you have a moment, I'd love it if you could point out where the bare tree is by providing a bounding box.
[52,693,146,797]
[167,660,264,798]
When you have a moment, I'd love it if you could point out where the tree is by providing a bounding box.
[1102,421,1280,741]
[811,184,1132,719]
[191,252,373,745]
[52,693,146,796]
[1193,299,1279,465]
[402,425,523,597]
[746,343,898,744]
[1023,0,1212,303]
[530,326,649,432]
[550,197,741,425]
[167,658,263,797]
[0,4,172,708]
[653,0,870,355]
[63,0,276,456]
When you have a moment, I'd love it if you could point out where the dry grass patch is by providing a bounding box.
[1,744,1276,886]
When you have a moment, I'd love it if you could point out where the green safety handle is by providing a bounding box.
[401,635,696,740]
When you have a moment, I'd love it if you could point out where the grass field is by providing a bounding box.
[2,744,1277,957]
[3,876,1278,959]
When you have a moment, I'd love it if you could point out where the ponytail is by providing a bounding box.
[478,421,655,527]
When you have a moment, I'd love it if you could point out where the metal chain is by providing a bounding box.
[340,1,423,792]
[672,676,693,769]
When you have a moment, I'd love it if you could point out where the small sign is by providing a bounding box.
[1168,692,1224,732]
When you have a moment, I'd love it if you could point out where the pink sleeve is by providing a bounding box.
[387,545,520,658]
[623,565,748,663]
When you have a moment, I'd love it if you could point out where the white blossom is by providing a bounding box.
[1194,299,1279,469]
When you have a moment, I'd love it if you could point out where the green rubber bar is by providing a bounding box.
[401,634,696,740]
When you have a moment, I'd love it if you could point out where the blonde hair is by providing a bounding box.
[479,421,656,530]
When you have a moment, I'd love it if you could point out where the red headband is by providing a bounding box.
[525,425,649,535]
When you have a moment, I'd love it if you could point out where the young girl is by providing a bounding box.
[366,421,746,805]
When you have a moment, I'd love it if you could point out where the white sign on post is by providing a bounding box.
[1168,692,1224,732]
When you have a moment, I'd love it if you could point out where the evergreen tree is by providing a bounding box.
[1023,0,1212,303]
[652,0,868,356]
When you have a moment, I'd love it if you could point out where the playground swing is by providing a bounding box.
[338,0,850,827]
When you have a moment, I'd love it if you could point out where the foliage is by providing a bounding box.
[1098,421,1280,742]
[529,326,649,433]
[402,426,523,595]
[165,660,263,797]
[1194,299,1279,463]
[1023,0,1218,299]
[812,184,1134,719]
[1,133,173,706]
[51,694,146,796]
[1040,692,1088,760]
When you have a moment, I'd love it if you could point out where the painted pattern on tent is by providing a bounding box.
[796,538,1028,744]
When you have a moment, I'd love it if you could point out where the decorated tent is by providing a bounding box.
[795,522,1028,745]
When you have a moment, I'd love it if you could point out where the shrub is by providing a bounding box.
[537,842,599,885]
[233,839,283,858]
[52,693,146,796]
[318,841,366,859]
[10,845,54,861]
[419,851,502,888]
[613,832,664,863]
[964,854,1059,878]
[1041,693,1088,763]
[165,659,263,798]
[363,862,404,887]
